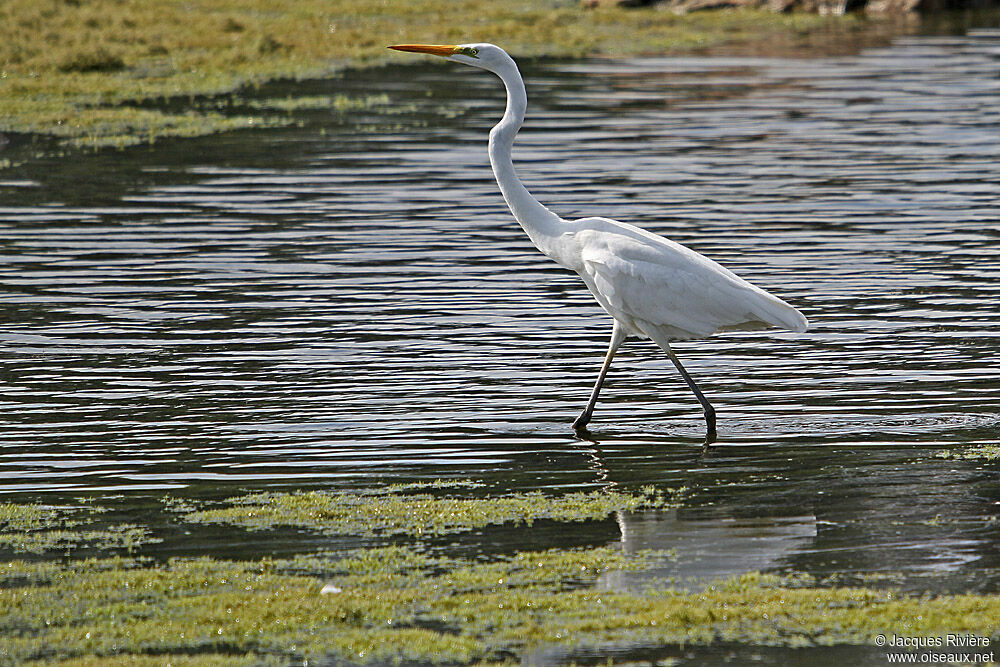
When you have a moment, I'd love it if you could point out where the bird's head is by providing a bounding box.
[388,43,514,74]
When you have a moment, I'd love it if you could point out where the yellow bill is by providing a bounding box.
[388,44,458,58]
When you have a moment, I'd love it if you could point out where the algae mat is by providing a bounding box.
[2,484,999,665]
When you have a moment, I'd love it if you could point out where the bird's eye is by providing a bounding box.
[457,47,479,59]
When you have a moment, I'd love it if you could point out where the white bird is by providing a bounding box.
[389,43,808,442]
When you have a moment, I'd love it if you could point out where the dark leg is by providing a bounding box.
[573,320,626,430]
[665,343,717,444]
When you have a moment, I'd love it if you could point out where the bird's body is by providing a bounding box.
[530,215,806,342]
[389,42,807,441]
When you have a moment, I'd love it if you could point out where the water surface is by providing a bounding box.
[1,28,999,615]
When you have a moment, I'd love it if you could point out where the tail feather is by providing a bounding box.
[749,290,808,332]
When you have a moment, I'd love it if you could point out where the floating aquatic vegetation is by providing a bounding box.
[0,503,64,533]
[1,484,999,663]
[245,93,397,112]
[936,444,1000,461]
[183,484,684,537]
[0,525,158,556]
[3,547,1000,665]
[0,503,160,556]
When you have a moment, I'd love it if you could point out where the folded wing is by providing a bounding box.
[576,222,807,341]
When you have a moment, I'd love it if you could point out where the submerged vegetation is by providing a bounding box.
[936,444,1000,461]
[0,502,158,555]
[4,546,1000,664]
[2,482,999,664]
[0,0,884,150]
[185,485,683,537]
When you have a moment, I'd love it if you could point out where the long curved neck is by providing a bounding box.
[488,61,565,256]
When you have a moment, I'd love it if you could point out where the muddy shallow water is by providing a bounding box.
[1,25,999,644]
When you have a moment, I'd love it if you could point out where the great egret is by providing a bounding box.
[389,43,808,442]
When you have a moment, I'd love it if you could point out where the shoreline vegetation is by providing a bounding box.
[0,0,951,158]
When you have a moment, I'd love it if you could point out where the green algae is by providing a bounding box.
[0,503,160,556]
[0,0,889,153]
[245,93,396,112]
[936,444,1000,461]
[183,485,684,537]
[3,547,1000,665]
[2,486,1000,664]
[0,525,158,556]
[0,503,63,533]
[384,478,486,493]
[31,656,283,667]
[161,495,199,514]
[23,108,293,150]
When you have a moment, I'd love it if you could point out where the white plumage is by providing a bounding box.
[389,42,808,441]
[571,218,807,341]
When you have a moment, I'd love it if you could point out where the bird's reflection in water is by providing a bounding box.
[572,430,814,590]
[599,510,817,593]
[521,511,816,666]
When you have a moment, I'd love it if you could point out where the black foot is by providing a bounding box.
[703,408,717,447]
[572,413,592,431]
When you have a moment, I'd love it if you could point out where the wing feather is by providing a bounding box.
[576,223,807,341]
